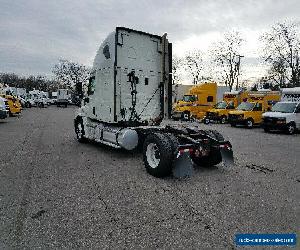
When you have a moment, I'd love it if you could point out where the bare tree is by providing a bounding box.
[211,31,244,91]
[267,57,289,87]
[52,59,91,96]
[261,21,300,87]
[172,55,183,85]
[184,50,204,84]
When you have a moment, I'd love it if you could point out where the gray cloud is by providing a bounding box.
[0,0,299,76]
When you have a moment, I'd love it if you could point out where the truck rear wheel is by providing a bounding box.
[143,133,174,177]
[220,115,227,124]
[204,118,210,124]
[181,111,190,121]
[165,133,179,156]
[286,123,296,135]
[192,130,223,167]
[246,118,254,128]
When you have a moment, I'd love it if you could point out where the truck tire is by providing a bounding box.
[192,130,223,167]
[25,102,31,108]
[220,115,227,124]
[230,122,236,127]
[204,118,210,124]
[165,133,179,156]
[143,133,174,177]
[264,126,270,133]
[192,148,222,167]
[286,122,296,135]
[181,111,190,121]
[75,117,86,142]
[246,118,254,128]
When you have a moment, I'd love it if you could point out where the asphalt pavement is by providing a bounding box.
[0,106,299,249]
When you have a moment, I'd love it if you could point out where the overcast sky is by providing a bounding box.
[0,0,299,82]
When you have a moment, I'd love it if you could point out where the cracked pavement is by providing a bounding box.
[0,106,299,249]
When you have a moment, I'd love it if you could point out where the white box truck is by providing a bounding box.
[28,90,48,107]
[57,89,69,107]
[74,27,234,178]
[262,87,300,134]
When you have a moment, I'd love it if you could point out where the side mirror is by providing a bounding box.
[135,76,139,84]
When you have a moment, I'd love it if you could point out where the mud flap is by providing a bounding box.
[220,144,234,167]
[172,151,194,178]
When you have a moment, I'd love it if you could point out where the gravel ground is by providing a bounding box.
[0,106,299,249]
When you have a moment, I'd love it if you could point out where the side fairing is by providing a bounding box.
[84,32,116,122]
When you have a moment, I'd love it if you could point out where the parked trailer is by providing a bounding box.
[57,89,70,107]
[74,27,234,178]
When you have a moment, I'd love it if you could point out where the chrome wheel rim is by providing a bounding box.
[146,143,160,168]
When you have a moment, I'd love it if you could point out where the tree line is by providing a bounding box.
[0,59,90,95]
[172,20,300,91]
[0,73,61,93]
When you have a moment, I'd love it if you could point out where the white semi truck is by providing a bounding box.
[74,27,234,178]
[262,87,300,134]
[57,89,70,107]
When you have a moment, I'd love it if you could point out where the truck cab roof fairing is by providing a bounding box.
[93,31,116,72]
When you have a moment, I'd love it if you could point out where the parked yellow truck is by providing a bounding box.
[0,94,22,116]
[228,91,281,128]
[204,90,249,124]
[172,82,217,120]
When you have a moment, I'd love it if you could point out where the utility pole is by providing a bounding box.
[235,55,244,90]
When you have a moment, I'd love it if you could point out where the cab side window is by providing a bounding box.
[227,101,234,109]
[253,103,262,111]
[207,96,213,102]
[88,76,96,95]
[295,104,300,113]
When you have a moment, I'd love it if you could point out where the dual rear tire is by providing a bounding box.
[142,130,224,177]
[143,133,175,178]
